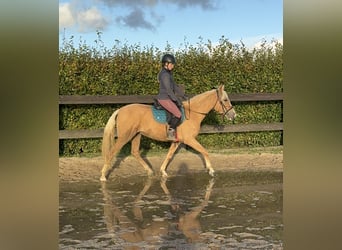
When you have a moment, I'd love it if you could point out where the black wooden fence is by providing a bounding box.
[59,93,283,139]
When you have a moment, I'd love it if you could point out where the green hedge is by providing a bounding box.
[59,35,283,156]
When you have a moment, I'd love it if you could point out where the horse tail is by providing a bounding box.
[102,109,120,161]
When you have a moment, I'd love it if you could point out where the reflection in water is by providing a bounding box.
[101,177,215,247]
[59,171,283,249]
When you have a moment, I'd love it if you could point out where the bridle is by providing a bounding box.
[216,89,234,120]
[219,97,234,118]
[185,89,234,120]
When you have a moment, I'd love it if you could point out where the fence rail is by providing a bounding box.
[59,92,283,105]
[59,93,283,139]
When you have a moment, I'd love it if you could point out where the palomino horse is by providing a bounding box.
[100,85,236,181]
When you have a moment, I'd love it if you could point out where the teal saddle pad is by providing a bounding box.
[151,106,185,124]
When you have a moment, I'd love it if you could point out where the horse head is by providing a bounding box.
[214,85,236,121]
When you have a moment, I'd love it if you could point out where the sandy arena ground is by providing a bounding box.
[59,146,283,182]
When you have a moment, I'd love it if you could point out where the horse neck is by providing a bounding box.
[188,89,217,114]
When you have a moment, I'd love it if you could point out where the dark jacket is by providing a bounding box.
[156,68,185,103]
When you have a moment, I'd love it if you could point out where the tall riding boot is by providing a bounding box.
[170,116,181,129]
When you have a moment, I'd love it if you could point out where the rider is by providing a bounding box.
[156,53,186,140]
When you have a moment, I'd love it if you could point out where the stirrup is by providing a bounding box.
[167,128,176,141]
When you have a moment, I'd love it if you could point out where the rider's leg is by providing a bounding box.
[157,99,182,140]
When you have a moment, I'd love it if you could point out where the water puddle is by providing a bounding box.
[59,171,283,249]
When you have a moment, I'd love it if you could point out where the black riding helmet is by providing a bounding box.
[161,54,176,65]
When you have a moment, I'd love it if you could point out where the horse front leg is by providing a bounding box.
[160,142,181,177]
[184,139,215,177]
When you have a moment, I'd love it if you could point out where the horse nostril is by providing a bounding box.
[230,113,237,121]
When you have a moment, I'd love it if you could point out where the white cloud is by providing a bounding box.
[230,34,283,51]
[59,3,75,30]
[251,36,283,50]
[77,6,109,32]
[59,2,109,33]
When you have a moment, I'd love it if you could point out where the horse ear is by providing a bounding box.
[218,85,224,95]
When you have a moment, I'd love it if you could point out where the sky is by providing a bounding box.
[59,0,283,50]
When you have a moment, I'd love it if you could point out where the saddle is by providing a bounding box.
[152,99,185,124]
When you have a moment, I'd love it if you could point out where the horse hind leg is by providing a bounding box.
[101,143,117,181]
[100,137,130,181]
[160,142,181,177]
[131,133,154,176]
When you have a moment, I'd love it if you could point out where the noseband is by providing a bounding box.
[219,99,234,117]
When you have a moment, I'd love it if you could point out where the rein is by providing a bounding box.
[185,89,233,120]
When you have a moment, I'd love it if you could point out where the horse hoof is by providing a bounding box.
[208,169,215,177]
[100,176,107,182]
[161,171,168,178]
